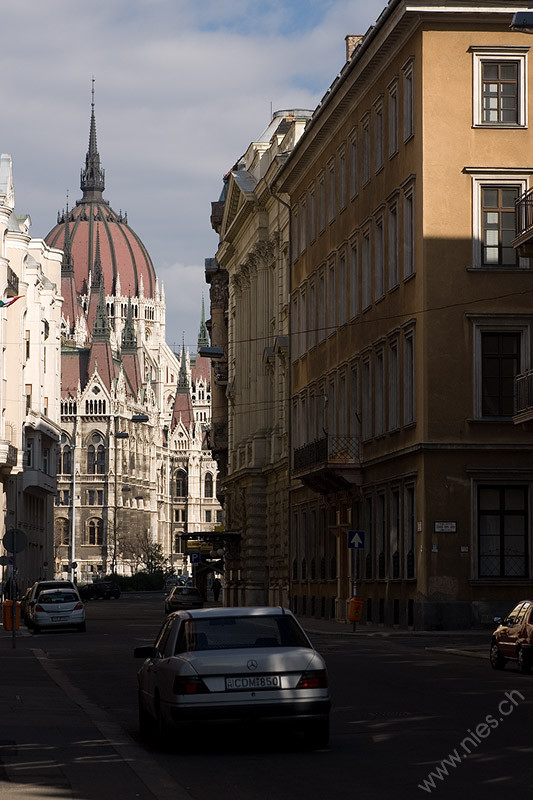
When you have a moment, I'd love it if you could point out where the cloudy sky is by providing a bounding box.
[3,0,385,353]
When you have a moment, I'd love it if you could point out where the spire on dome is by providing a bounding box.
[121,295,137,352]
[80,78,105,201]
[198,296,209,348]
[92,280,110,341]
[92,225,103,289]
[61,199,75,275]
[177,337,189,391]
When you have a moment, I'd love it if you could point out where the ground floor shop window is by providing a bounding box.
[478,485,528,578]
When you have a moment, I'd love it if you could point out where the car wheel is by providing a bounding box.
[303,718,329,749]
[489,641,505,670]
[138,693,153,739]
[77,622,86,632]
[517,647,531,674]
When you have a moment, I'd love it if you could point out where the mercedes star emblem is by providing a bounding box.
[247,659,258,671]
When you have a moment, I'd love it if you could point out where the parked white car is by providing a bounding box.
[30,588,86,633]
[134,606,330,749]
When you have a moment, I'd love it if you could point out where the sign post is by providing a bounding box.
[347,531,365,632]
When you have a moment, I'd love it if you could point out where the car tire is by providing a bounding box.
[489,641,505,670]
[303,718,329,749]
[517,647,531,674]
[138,693,153,739]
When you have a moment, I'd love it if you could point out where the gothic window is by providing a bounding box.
[87,433,106,474]
[204,472,213,498]
[86,518,103,546]
[56,518,70,546]
[175,469,187,497]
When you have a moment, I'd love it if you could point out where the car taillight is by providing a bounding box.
[173,676,209,695]
[74,602,83,610]
[296,670,328,689]
[35,604,44,612]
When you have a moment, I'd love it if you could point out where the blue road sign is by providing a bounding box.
[190,553,201,563]
[348,530,365,549]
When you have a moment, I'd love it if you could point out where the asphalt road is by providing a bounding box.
[17,594,533,800]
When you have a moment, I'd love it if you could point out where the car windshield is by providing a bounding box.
[175,615,311,653]
[174,588,200,596]
[38,592,78,604]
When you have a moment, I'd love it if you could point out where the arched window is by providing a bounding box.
[88,433,106,474]
[56,518,69,546]
[175,469,187,498]
[204,473,213,498]
[86,518,103,545]
[62,445,72,475]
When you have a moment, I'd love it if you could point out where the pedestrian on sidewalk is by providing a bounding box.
[212,577,222,603]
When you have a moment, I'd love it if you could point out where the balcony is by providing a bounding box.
[513,188,533,257]
[293,434,361,494]
[22,468,56,495]
[0,441,17,474]
[514,370,533,426]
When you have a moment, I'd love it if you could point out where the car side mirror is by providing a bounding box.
[493,616,503,625]
[134,645,157,659]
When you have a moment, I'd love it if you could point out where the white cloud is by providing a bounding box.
[3,0,385,346]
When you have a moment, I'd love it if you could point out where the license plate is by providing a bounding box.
[225,675,281,690]
[51,616,66,622]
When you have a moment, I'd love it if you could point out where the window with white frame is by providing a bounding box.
[309,280,316,349]
[375,214,385,300]
[327,260,336,334]
[388,78,399,157]
[318,172,326,233]
[402,58,414,141]
[374,97,384,173]
[338,250,347,326]
[318,270,326,343]
[300,194,307,255]
[309,183,316,243]
[471,47,528,128]
[362,114,371,185]
[388,198,399,288]
[470,316,530,419]
[362,356,372,439]
[339,145,347,211]
[362,227,371,309]
[375,348,385,435]
[300,288,307,357]
[292,205,299,262]
[349,129,358,198]
[328,158,336,223]
[468,172,529,268]
[403,328,415,425]
[388,337,399,430]
[403,183,415,278]
[349,237,359,319]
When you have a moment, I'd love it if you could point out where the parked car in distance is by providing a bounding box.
[134,606,331,749]
[164,585,203,613]
[29,589,86,633]
[79,581,121,601]
[164,576,190,594]
[24,579,78,626]
[490,599,533,673]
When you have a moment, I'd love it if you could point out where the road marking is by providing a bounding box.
[31,648,194,800]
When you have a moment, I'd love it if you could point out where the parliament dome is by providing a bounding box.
[45,98,156,300]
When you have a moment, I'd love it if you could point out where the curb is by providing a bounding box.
[426,646,489,660]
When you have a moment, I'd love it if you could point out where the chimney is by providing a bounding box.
[345,35,363,61]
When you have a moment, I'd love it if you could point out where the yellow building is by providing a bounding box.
[277,1,533,628]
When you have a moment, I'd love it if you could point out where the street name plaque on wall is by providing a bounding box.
[434,521,457,533]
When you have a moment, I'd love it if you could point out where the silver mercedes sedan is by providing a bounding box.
[134,606,330,749]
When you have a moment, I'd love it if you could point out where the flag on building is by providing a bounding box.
[0,296,22,308]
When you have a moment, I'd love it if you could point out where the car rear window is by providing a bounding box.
[38,592,78,604]
[174,587,201,596]
[175,615,311,653]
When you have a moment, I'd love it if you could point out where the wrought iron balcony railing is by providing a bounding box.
[514,370,533,422]
[293,434,359,473]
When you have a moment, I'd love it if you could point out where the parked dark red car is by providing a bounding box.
[490,600,533,673]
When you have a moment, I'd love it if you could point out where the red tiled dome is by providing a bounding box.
[46,201,156,299]
[45,95,156,301]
